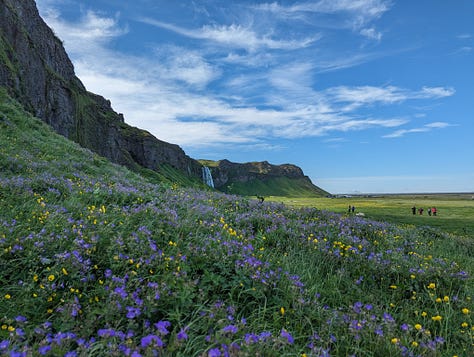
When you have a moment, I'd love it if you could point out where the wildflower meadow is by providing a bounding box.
[0,89,473,356]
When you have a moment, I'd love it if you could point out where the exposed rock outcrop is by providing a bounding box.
[209,160,305,188]
[0,0,201,178]
[199,159,328,196]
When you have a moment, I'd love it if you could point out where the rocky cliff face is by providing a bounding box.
[0,0,201,177]
[204,159,309,188]
[199,159,327,196]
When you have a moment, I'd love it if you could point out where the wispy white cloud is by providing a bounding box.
[424,122,452,129]
[255,0,391,18]
[254,0,391,36]
[153,46,220,89]
[138,18,319,52]
[39,7,127,52]
[383,121,452,138]
[325,85,455,111]
[359,27,382,41]
[418,86,455,98]
[323,137,347,143]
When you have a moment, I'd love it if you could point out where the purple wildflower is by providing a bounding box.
[15,328,25,337]
[221,325,238,334]
[259,331,272,341]
[0,340,9,350]
[383,312,395,323]
[15,316,27,323]
[38,345,52,355]
[244,333,259,344]
[280,329,294,344]
[154,320,171,335]
[374,326,384,336]
[126,306,141,319]
[114,286,128,299]
[140,334,164,348]
[177,328,188,341]
[208,348,221,357]
[98,329,116,338]
[353,301,363,313]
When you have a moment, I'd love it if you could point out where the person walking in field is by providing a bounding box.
[432,207,437,216]
[418,207,424,215]
[412,206,416,215]
[428,208,432,216]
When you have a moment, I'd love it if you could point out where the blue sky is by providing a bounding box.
[36,0,474,194]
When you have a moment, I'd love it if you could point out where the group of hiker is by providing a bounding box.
[412,206,437,216]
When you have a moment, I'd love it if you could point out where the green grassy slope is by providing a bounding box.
[222,176,328,197]
[1,88,473,356]
[2,88,204,190]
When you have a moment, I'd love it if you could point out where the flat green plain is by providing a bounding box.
[267,193,474,237]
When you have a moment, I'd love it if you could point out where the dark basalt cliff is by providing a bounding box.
[0,0,201,177]
[210,160,306,188]
[200,159,328,197]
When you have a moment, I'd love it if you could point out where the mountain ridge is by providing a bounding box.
[199,159,328,197]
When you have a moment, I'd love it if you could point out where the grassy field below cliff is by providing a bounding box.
[1,89,473,356]
[268,195,474,237]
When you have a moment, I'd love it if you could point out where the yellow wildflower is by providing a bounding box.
[431,315,442,322]
[414,324,422,330]
[47,274,55,282]
[427,283,436,289]
[4,294,11,299]
[462,308,470,315]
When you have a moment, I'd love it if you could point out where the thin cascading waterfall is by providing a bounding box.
[202,166,214,188]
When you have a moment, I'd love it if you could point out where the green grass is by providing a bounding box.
[267,195,474,237]
[222,176,328,197]
[1,87,473,356]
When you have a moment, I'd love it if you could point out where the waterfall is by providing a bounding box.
[202,166,214,188]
